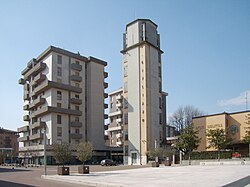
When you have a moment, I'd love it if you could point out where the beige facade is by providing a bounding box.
[18,46,108,164]
[193,110,250,155]
[120,19,165,165]
[0,128,19,158]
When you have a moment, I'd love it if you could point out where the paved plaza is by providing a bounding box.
[43,165,250,187]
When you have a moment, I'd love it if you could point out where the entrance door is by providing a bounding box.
[131,153,137,165]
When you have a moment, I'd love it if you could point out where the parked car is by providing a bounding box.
[100,159,117,166]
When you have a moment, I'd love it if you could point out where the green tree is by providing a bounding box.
[76,142,93,165]
[206,128,231,160]
[243,113,250,157]
[52,142,72,167]
[175,125,200,165]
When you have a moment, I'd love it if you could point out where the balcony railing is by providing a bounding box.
[30,73,46,86]
[18,78,26,85]
[116,102,122,108]
[116,141,123,146]
[71,63,82,71]
[23,115,30,121]
[70,75,82,82]
[70,121,82,127]
[23,104,29,110]
[116,133,123,138]
[29,133,43,140]
[17,125,29,133]
[70,98,82,105]
[23,93,30,101]
[109,110,122,117]
[23,62,46,79]
[30,121,46,130]
[116,95,122,100]
[70,133,83,139]
[18,136,29,142]
[116,118,123,123]
[29,97,46,110]
[30,106,82,118]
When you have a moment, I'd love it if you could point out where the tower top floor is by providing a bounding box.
[122,19,162,52]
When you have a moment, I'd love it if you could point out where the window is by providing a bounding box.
[124,65,128,77]
[75,116,79,122]
[76,61,79,65]
[159,97,162,109]
[75,105,80,110]
[159,113,162,124]
[158,52,161,63]
[75,83,80,87]
[57,91,62,100]
[57,67,62,76]
[57,115,62,124]
[75,71,80,76]
[159,82,162,92]
[75,94,79,99]
[124,82,128,92]
[111,103,113,108]
[57,127,62,137]
[57,103,62,108]
[75,128,80,134]
[57,55,62,64]
[158,66,161,78]
[124,98,128,108]
[57,78,62,83]
[124,113,128,124]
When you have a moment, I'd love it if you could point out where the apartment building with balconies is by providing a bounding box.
[18,46,108,164]
[106,88,124,147]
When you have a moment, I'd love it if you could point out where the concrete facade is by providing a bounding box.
[121,19,165,165]
[193,110,250,156]
[18,46,108,164]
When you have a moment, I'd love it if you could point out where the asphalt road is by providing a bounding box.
[0,164,149,187]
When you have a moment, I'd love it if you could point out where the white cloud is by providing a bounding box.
[218,90,250,107]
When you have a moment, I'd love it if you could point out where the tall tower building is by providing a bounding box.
[121,19,164,165]
[18,46,108,164]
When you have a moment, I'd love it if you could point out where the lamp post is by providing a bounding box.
[43,128,47,176]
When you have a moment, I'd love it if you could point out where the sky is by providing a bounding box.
[0,0,250,131]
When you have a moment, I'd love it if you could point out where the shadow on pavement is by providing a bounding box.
[0,180,33,187]
[223,175,250,187]
[0,168,31,173]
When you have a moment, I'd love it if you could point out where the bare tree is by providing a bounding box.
[170,105,203,134]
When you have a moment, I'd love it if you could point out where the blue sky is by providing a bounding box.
[0,0,250,131]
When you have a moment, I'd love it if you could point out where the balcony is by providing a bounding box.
[23,62,46,79]
[24,84,29,91]
[104,103,108,109]
[71,63,82,71]
[23,93,30,101]
[29,97,46,109]
[116,141,123,146]
[116,118,123,123]
[104,114,108,119]
[70,133,83,139]
[116,133,123,138]
[18,78,26,85]
[70,98,82,105]
[109,110,122,117]
[31,80,82,97]
[30,121,46,130]
[104,125,108,130]
[18,136,29,142]
[107,126,122,131]
[104,93,108,98]
[116,95,122,100]
[70,75,82,82]
[23,115,30,121]
[116,102,122,108]
[17,125,29,133]
[104,82,108,89]
[30,73,46,86]
[29,133,43,140]
[30,106,82,118]
[70,121,82,127]
[19,144,45,152]
[21,58,36,75]
[104,72,108,78]
[23,104,29,110]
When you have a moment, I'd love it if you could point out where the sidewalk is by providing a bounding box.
[42,165,250,187]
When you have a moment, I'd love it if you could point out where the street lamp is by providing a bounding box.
[43,128,47,176]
